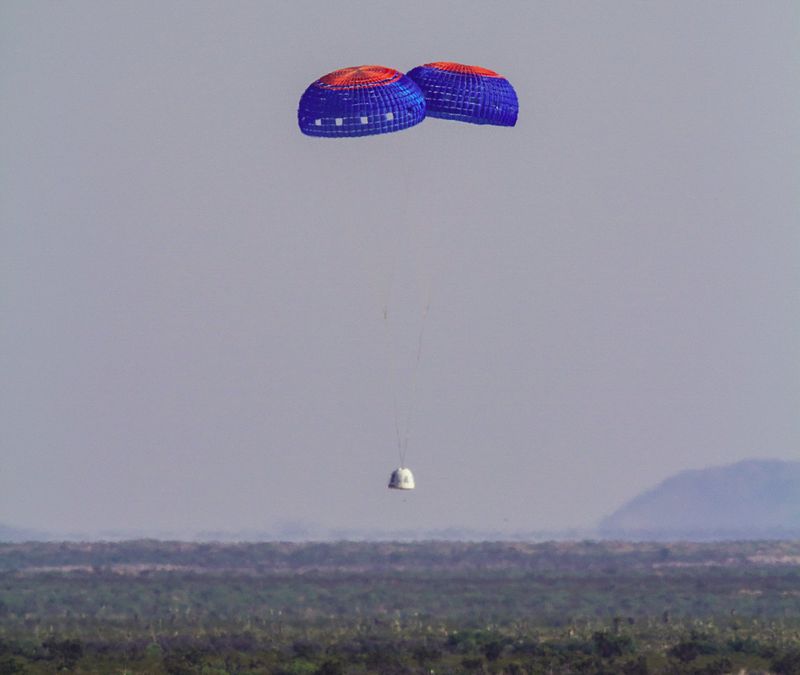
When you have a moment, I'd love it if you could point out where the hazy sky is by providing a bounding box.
[2,1,799,536]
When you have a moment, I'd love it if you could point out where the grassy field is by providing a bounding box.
[2,540,800,673]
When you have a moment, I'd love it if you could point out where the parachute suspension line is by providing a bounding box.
[382,273,403,462]
[400,147,438,468]
[400,292,431,467]
[382,150,413,465]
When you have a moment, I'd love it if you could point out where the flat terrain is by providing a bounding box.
[2,540,800,673]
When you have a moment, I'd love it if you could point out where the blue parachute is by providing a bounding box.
[406,62,518,127]
[298,65,426,138]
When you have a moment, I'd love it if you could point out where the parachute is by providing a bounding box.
[298,63,517,492]
[298,65,426,138]
[406,62,518,127]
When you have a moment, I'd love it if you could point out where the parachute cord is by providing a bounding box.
[383,155,409,466]
[381,247,404,462]
[392,144,414,467]
[383,302,403,462]
[400,295,431,467]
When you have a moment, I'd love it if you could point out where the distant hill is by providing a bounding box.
[599,459,800,540]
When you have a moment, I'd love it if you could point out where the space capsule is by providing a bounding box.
[388,467,415,490]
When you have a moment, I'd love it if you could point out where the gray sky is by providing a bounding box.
[2,1,799,536]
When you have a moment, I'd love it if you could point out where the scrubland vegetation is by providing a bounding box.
[2,540,800,673]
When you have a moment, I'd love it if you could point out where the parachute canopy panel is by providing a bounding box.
[406,62,518,127]
[388,467,415,490]
[298,65,426,138]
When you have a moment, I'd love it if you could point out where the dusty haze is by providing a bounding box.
[1,1,799,537]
